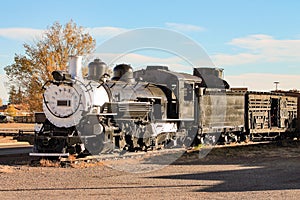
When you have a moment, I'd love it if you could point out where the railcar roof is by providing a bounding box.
[164,70,202,82]
[135,67,202,83]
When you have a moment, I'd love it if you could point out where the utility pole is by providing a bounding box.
[274,81,279,91]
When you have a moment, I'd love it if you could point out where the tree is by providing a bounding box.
[5,104,17,117]
[8,86,23,104]
[5,20,96,111]
[15,87,23,104]
[8,85,17,104]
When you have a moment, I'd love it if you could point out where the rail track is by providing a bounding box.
[59,148,187,166]
[0,144,32,155]
[0,128,34,135]
[0,139,298,168]
[0,128,35,145]
[0,127,35,165]
[37,140,294,170]
[0,145,33,165]
[0,141,187,167]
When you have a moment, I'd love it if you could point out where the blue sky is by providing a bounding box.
[1,0,300,101]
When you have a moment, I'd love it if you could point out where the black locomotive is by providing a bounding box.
[31,56,298,157]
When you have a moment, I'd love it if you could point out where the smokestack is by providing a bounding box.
[68,56,82,79]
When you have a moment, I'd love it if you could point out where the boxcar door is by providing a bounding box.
[270,97,280,127]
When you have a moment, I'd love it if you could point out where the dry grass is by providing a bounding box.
[70,161,104,168]
[38,155,104,169]
[0,165,16,173]
[66,155,104,168]
[39,159,60,167]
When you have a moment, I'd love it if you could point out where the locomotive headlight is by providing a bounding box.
[52,71,71,81]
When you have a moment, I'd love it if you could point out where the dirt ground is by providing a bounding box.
[0,123,34,129]
[0,136,17,144]
[0,142,300,199]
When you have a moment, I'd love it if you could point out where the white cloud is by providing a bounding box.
[0,28,44,41]
[212,34,300,66]
[92,52,193,73]
[213,53,262,66]
[226,73,300,91]
[0,24,205,43]
[87,27,128,40]
[165,22,205,32]
[0,26,128,43]
[0,75,8,102]
[92,52,300,91]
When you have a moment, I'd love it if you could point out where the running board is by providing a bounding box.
[29,152,70,157]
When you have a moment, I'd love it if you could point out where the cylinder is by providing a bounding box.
[68,56,83,79]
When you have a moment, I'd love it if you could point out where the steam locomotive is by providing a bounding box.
[30,56,299,157]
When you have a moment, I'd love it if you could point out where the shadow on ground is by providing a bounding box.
[148,141,300,192]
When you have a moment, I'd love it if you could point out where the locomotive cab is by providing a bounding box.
[134,65,202,121]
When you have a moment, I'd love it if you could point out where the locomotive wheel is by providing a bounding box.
[224,135,229,144]
[85,135,104,155]
[201,133,219,145]
[85,133,115,155]
[136,132,152,151]
[117,134,127,151]
[240,134,250,143]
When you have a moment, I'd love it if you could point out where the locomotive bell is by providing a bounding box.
[88,58,108,81]
[112,64,135,83]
